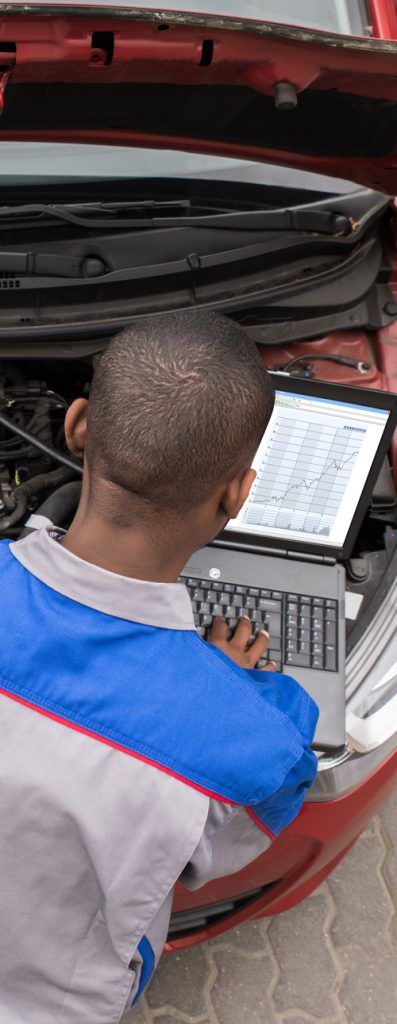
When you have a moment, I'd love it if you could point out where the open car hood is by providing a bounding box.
[2,4,397,192]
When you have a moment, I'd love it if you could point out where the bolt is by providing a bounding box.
[384,301,397,317]
[273,82,297,111]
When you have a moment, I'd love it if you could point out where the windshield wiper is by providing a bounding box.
[0,250,105,278]
[0,201,351,235]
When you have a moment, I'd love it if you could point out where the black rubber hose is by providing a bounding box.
[19,480,82,538]
[0,488,29,529]
[0,468,78,530]
[0,410,83,475]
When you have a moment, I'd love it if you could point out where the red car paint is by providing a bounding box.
[2,7,397,190]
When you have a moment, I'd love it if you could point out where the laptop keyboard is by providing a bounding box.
[180,576,338,673]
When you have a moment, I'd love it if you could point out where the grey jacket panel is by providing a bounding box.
[181,800,272,890]
[0,694,208,1024]
[126,890,174,1010]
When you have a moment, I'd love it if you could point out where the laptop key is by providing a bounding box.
[312,655,323,669]
[212,604,223,617]
[287,639,298,652]
[325,621,337,645]
[268,613,282,637]
[325,609,337,622]
[287,601,298,613]
[192,588,204,601]
[236,585,248,594]
[201,615,212,627]
[245,596,257,610]
[249,588,260,596]
[286,652,310,667]
[259,599,281,612]
[325,646,337,671]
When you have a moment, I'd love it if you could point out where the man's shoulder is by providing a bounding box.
[0,539,316,809]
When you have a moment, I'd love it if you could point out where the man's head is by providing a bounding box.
[65,311,274,549]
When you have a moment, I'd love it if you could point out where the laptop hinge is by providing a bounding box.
[212,538,337,564]
[286,549,337,566]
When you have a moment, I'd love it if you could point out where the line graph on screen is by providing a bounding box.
[243,415,365,536]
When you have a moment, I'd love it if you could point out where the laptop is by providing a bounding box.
[181,374,397,751]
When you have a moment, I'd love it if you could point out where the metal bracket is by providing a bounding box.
[0,50,16,114]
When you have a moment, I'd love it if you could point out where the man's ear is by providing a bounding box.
[64,398,88,458]
[221,467,256,520]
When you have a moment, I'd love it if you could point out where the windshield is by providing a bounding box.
[47,0,371,35]
[0,143,360,192]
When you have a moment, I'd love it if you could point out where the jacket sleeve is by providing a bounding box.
[180,677,318,890]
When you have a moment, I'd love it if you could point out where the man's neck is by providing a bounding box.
[60,514,194,583]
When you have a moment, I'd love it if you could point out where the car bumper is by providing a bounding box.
[167,743,397,948]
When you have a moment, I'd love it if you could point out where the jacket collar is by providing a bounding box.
[10,527,195,631]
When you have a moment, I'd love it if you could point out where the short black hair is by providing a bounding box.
[86,311,274,512]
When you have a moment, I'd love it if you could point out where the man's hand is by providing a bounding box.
[208,615,276,671]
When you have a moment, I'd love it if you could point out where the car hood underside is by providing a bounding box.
[1,5,397,192]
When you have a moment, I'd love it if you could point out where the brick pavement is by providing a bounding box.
[123,790,397,1024]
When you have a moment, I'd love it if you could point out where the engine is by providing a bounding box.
[0,361,84,540]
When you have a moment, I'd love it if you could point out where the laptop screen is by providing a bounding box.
[225,382,392,554]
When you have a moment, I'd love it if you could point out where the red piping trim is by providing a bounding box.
[247,807,276,841]
[0,687,239,806]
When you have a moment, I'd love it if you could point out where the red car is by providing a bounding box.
[0,0,397,950]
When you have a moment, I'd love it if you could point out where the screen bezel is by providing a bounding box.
[218,373,397,561]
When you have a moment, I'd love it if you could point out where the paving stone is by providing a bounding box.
[268,891,336,1018]
[208,919,267,953]
[327,822,392,953]
[211,949,277,1024]
[378,791,397,903]
[151,1019,210,1024]
[121,1001,150,1024]
[339,945,397,1024]
[146,946,210,1017]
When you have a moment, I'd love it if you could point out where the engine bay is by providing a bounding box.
[1,331,396,654]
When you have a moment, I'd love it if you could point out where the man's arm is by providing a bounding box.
[180,616,318,889]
